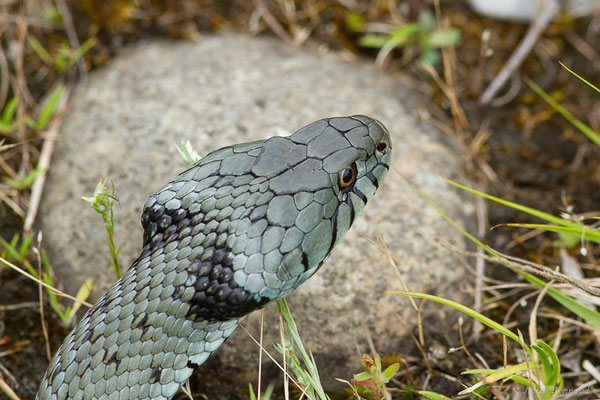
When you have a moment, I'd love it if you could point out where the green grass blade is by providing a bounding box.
[358,35,388,48]
[27,34,53,65]
[559,62,600,95]
[526,78,600,148]
[438,176,576,227]
[460,363,534,395]
[531,344,552,386]
[35,85,64,130]
[536,341,560,386]
[391,292,520,343]
[277,298,328,400]
[418,391,453,400]
[67,38,96,68]
[1,97,18,125]
[0,236,24,263]
[410,175,600,331]
[506,223,600,243]
[523,274,600,331]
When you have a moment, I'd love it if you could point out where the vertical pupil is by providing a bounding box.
[342,168,353,183]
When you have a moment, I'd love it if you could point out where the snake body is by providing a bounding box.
[37,115,392,399]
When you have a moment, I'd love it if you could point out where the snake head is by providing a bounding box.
[141,115,391,321]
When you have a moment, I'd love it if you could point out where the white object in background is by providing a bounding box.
[467,0,598,21]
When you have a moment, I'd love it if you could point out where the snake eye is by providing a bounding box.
[339,164,356,188]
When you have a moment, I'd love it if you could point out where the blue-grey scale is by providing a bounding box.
[37,115,392,399]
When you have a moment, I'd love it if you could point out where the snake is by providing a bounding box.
[36,115,392,399]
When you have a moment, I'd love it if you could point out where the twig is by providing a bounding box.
[34,236,52,361]
[0,376,20,400]
[528,280,553,349]
[0,301,39,310]
[488,247,600,296]
[479,0,558,105]
[0,26,9,110]
[472,192,488,338]
[24,85,70,233]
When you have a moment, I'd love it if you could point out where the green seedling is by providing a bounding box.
[275,298,329,400]
[28,34,96,74]
[4,167,47,190]
[176,140,202,165]
[0,233,91,326]
[357,8,460,67]
[249,382,274,400]
[0,84,64,135]
[82,178,121,278]
[0,97,19,134]
[352,353,399,400]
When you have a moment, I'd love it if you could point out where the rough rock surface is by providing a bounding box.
[40,34,474,388]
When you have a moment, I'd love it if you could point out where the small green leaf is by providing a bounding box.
[1,97,18,124]
[248,383,256,400]
[418,391,453,400]
[67,38,96,69]
[5,167,48,189]
[426,28,460,48]
[389,23,420,43]
[382,363,400,381]
[176,140,201,165]
[353,371,373,381]
[42,4,63,23]
[35,85,64,131]
[27,34,53,65]
[358,35,388,49]
[69,279,92,320]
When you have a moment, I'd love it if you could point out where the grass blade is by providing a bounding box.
[526,78,600,148]
[505,223,600,244]
[390,292,520,343]
[437,176,577,227]
[559,62,600,95]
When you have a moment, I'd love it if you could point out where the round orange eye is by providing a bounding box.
[339,164,356,188]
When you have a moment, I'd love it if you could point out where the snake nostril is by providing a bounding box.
[376,142,387,153]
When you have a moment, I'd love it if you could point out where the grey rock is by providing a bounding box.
[40,34,474,388]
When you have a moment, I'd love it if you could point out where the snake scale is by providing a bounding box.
[37,115,392,399]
